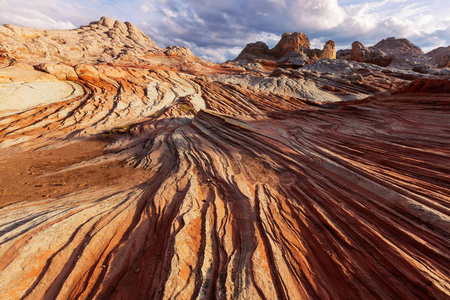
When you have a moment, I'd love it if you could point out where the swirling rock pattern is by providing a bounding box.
[0,19,449,300]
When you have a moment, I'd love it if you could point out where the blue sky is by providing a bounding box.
[0,0,448,62]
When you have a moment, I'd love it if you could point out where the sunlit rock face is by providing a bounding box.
[234,32,336,68]
[0,17,449,300]
[321,40,336,59]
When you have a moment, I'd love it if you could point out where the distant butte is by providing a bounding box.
[0,17,449,300]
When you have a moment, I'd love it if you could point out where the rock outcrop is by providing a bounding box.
[339,37,450,71]
[271,32,311,56]
[0,16,157,64]
[349,41,393,67]
[427,46,450,68]
[234,32,336,67]
[321,40,336,59]
[0,16,221,74]
[0,18,449,300]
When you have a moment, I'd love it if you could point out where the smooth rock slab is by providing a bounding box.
[0,81,84,117]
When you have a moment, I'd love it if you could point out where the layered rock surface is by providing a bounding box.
[0,16,156,63]
[0,18,449,300]
[0,16,223,74]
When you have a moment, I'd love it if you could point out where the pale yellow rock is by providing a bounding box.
[321,40,336,59]
[0,81,84,117]
[0,66,56,83]
[0,16,159,64]
[35,63,78,80]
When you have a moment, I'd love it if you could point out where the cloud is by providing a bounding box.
[326,0,450,51]
[134,0,450,61]
[0,4,74,29]
[0,0,104,29]
[0,0,449,62]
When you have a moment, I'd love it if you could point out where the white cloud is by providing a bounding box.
[0,0,101,29]
[0,4,75,29]
[310,38,325,49]
[191,46,243,63]
[324,0,450,52]
[139,5,150,13]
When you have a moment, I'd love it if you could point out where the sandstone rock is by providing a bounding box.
[97,16,117,29]
[211,72,350,102]
[0,17,160,65]
[0,17,221,75]
[0,17,160,64]
[1,71,449,299]
[0,65,57,83]
[336,49,351,60]
[344,37,450,71]
[372,37,424,56]
[234,41,270,61]
[350,41,370,62]
[427,46,450,68]
[321,40,336,59]
[270,32,311,57]
[234,32,336,67]
[34,63,78,80]
[74,64,100,79]
[350,41,392,67]
[164,46,196,59]
[125,21,155,47]
[0,81,83,117]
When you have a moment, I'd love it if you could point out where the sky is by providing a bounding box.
[0,0,449,62]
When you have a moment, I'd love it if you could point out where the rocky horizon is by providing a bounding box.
[0,17,449,300]
[1,16,449,67]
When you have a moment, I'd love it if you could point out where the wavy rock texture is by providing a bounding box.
[0,19,450,300]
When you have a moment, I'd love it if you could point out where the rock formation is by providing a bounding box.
[271,32,311,56]
[0,16,219,74]
[349,41,392,67]
[427,46,450,68]
[234,32,336,67]
[0,17,449,300]
[0,16,156,63]
[338,37,450,72]
[321,40,336,59]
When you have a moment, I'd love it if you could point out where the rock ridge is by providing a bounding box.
[338,37,450,71]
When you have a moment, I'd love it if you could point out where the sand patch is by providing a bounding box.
[0,138,149,208]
